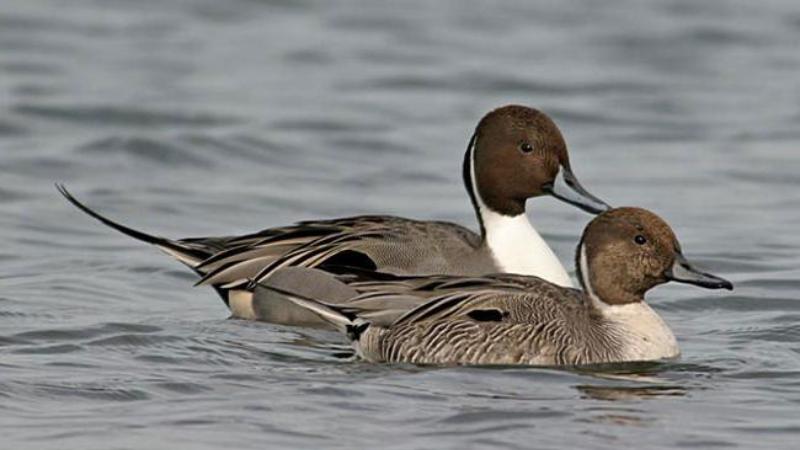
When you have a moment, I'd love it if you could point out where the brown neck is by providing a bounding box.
[576,241,644,307]
[462,133,526,238]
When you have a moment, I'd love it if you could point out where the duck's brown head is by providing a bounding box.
[463,105,609,219]
[576,207,733,306]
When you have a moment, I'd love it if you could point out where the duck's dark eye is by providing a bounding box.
[634,235,647,245]
[519,142,534,154]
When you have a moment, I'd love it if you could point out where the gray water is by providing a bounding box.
[2,0,799,448]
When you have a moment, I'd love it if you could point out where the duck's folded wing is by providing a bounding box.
[248,268,533,328]
[194,219,396,287]
[199,217,485,288]
[331,267,531,296]
[388,278,575,327]
[300,270,551,326]
[390,291,514,326]
[336,294,433,327]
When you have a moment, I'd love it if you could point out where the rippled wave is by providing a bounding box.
[1,0,799,448]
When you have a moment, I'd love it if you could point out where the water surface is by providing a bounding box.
[2,0,799,448]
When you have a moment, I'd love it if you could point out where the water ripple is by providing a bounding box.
[1,0,799,448]
[13,104,238,128]
[77,136,213,167]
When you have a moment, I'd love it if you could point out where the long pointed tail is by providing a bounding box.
[56,184,209,268]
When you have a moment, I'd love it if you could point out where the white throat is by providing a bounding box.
[468,139,572,287]
[578,245,679,362]
[482,210,572,287]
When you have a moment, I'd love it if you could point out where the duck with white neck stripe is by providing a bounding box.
[58,105,608,326]
[463,107,607,286]
[260,207,733,366]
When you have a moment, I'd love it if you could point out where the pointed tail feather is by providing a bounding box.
[56,183,209,268]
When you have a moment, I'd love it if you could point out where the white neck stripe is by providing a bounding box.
[579,243,603,308]
[467,135,490,221]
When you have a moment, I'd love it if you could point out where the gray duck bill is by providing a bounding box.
[666,252,734,290]
[542,165,611,214]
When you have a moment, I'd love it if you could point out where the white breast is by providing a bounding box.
[599,302,680,361]
[482,210,573,287]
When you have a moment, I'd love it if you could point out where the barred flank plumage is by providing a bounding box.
[356,291,626,366]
